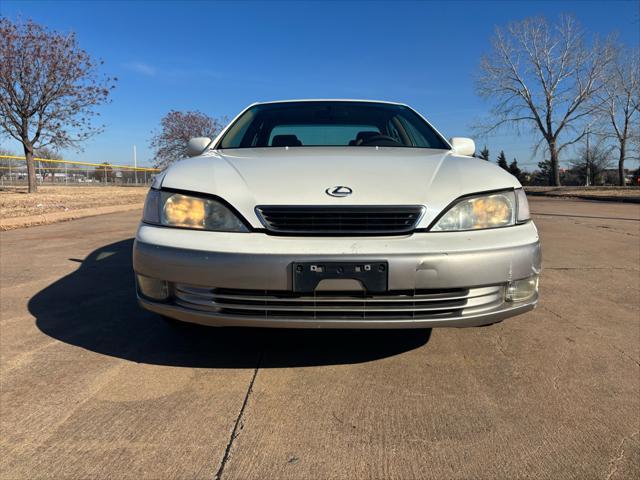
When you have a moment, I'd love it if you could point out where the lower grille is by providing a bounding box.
[173,284,505,320]
[255,205,425,234]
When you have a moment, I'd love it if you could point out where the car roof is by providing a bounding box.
[251,99,408,107]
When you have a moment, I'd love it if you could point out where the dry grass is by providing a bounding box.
[525,186,640,201]
[0,185,148,219]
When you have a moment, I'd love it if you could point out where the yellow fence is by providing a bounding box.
[0,155,160,172]
[0,155,160,185]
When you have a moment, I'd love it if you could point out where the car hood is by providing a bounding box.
[160,147,520,229]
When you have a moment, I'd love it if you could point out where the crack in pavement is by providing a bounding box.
[492,331,523,378]
[552,350,567,391]
[494,333,509,358]
[214,349,263,480]
[605,431,639,480]
[541,305,640,368]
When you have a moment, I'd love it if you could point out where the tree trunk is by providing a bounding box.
[23,141,37,193]
[548,140,561,186]
[618,140,626,186]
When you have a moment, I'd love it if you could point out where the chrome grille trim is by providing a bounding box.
[255,205,425,234]
[173,284,505,320]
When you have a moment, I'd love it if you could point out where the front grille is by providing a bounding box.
[255,205,425,234]
[173,284,505,320]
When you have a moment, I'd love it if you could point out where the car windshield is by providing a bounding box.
[217,101,450,150]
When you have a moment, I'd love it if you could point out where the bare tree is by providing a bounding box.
[150,110,226,169]
[569,138,612,185]
[593,46,640,185]
[0,18,116,192]
[34,147,61,182]
[476,15,614,186]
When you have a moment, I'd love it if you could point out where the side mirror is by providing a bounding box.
[450,137,475,157]
[187,137,212,157]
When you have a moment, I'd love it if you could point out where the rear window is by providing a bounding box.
[268,124,380,146]
[217,101,449,150]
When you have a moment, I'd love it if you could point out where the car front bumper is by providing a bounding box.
[133,222,541,328]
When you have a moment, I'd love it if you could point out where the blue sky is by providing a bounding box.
[1,0,638,169]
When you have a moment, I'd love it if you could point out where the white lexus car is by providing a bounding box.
[134,100,541,328]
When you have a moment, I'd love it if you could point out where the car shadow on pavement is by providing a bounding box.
[29,239,431,368]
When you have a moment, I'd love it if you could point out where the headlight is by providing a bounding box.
[431,189,529,231]
[505,275,539,302]
[515,188,530,222]
[142,189,248,232]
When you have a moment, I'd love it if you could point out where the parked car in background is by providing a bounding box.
[134,100,541,328]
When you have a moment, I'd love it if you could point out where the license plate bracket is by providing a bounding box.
[292,261,388,293]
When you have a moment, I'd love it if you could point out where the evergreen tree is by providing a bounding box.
[537,160,554,185]
[508,158,522,180]
[477,145,490,161]
[497,150,509,170]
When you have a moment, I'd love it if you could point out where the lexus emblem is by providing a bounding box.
[325,186,353,197]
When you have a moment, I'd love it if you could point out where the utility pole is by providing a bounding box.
[585,129,591,187]
[133,145,138,185]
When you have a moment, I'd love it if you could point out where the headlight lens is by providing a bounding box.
[431,191,516,231]
[143,189,248,232]
[506,275,539,302]
[515,188,530,222]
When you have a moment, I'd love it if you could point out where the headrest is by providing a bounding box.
[272,135,302,147]
[355,131,380,144]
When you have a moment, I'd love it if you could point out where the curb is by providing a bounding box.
[0,203,144,231]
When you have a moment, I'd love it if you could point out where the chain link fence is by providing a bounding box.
[0,155,160,187]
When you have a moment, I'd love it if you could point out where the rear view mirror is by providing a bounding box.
[449,137,476,157]
[187,137,212,157]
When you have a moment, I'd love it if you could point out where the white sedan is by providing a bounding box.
[134,100,541,328]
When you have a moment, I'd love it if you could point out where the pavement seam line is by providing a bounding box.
[214,349,263,480]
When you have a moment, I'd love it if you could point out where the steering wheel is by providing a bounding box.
[358,134,403,146]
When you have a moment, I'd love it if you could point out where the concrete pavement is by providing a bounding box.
[1,197,638,479]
